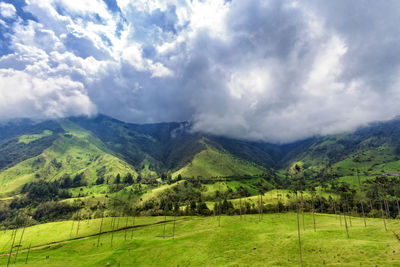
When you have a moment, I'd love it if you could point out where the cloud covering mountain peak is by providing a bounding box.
[0,0,400,143]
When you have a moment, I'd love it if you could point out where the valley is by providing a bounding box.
[1,115,400,266]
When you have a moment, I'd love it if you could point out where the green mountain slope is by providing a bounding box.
[173,138,266,178]
[0,120,64,171]
[70,115,270,176]
[277,119,400,175]
[3,114,400,198]
[0,119,137,197]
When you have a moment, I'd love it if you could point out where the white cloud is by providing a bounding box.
[54,0,111,19]
[0,69,96,120]
[0,2,16,19]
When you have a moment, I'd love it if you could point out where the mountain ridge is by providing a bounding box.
[1,114,400,196]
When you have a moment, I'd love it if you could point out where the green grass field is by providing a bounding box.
[1,213,400,266]
[18,130,53,144]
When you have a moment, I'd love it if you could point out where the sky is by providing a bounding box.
[0,0,400,143]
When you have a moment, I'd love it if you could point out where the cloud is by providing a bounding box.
[0,2,16,18]
[0,68,96,120]
[0,0,400,143]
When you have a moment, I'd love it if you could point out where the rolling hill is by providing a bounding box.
[1,115,400,267]
[2,114,400,197]
[0,115,269,197]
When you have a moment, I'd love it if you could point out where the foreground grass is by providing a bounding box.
[1,213,400,266]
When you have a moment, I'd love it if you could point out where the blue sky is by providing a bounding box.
[0,0,400,143]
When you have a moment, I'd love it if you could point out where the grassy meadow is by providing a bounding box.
[1,213,400,266]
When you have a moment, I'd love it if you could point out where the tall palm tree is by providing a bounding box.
[337,183,350,238]
[310,186,316,232]
[353,156,366,227]
[292,164,303,267]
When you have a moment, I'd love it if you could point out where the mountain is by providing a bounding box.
[277,119,400,178]
[0,118,137,197]
[0,115,268,196]
[1,114,400,197]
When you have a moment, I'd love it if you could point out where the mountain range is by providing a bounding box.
[1,114,400,197]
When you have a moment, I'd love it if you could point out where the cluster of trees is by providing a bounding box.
[0,180,75,227]
[95,173,136,186]
[134,178,275,216]
[20,180,71,204]
[33,201,80,222]
[60,173,86,188]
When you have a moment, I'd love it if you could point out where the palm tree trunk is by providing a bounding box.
[320,193,323,213]
[172,211,176,240]
[124,216,129,240]
[25,243,31,264]
[97,215,104,247]
[130,213,135,239]
[258,194,261,222]
[7,229,17,267]
[218,200,221,227]
[111,217,116,247]
[333,200,337,220]
[385,199,390,221]
[312,193,316,232]
[356,170,366,226]
[76,209,81,235]
[301,192,305,231]
[295,193,303,267]
[360,200,366,227]
[163,212,167,239]
[239,197,242,220]
[396,199,400,219]
[347,204,352,227]
[343,207,349,238]
[13,224,26,264]
[70,215,75,237]
[381,201,387,231]
[277,192,280,213]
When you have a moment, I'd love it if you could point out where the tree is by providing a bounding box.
[114,174,121,184]
[196,202,210,215]
[215,190,222,227]
[72,173,84,187]
[61,176,72,188]
[237,186,246,220]
[353,156,366,227]
[310,185,316,232]
[95,176,105,185]
[336,183,350,238]
[123,173,134,184]
[190,200,197,214]
[291,164,303,267]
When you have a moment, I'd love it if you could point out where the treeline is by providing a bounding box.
[132,174,400,219]
[0,179,78,228]
[135,179,268,216]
